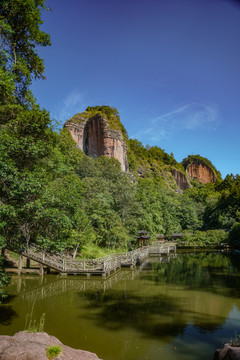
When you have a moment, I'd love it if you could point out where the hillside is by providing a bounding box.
[64,106,219,192]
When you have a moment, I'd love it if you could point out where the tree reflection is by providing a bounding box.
[146,252,240,295]
[79,252,240,339]
[0,305,18,325]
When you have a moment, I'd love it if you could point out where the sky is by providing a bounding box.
[30,0,240,178]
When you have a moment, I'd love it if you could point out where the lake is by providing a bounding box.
[1,250,240,360]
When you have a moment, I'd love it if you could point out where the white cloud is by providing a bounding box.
[132,127,168,143]
[52,89,87,125]
[155,103,219,131]
[132,103,220,144]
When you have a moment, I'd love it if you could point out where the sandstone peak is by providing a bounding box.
[182,155,220,184]
[64,106,128,172]
[186,162,216,184]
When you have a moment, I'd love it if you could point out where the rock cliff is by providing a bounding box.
[64,107,128,172]
[171,169,191,190]
[186,162,216,184]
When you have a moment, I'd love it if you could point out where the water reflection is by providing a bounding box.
[147,251,240,298]
[1,251,240,360]
[0,305,18,325]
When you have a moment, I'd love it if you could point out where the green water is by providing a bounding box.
[1,251,240,360]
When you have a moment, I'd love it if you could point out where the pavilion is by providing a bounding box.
[156,234,165,242]
[136,230,151,248]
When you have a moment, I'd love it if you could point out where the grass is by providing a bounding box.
[229,333,240,347]
[80,242,126,259]
[25,301,45,332]
[46,345,62,360]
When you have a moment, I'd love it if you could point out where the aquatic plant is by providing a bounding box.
[25,302,45,332]
[229,333,240,347]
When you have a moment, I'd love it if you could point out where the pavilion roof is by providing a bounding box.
[136,235,151,239]
[138,230,148,234]
[171,233,184,237]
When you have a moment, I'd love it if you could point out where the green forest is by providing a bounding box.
[0,0,240,302]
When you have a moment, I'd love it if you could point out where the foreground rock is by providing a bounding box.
[0,331,101,360]
[214,344,240,360]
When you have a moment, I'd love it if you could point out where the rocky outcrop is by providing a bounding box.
[186,162,216,184]
[214,344,240,360]
[0,331,101,360]
[171,169,191,190]
[65,112,128,172]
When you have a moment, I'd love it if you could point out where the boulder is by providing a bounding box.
[0,331,101,360]
[214,344,240,360]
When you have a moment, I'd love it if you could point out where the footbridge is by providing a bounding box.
[12,243,176,277]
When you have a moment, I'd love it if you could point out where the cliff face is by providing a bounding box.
[186,162,216,184]
[65,113,128,172]
[171,169,191,190]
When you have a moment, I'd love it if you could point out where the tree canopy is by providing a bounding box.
[0,0,51,105]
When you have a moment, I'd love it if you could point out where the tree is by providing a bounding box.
[0,106,54,250]
[0,0,51,105]
[0,0,51,301]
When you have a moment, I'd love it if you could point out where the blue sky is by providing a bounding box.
[31,0,240,178]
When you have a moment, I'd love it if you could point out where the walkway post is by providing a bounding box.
[26,258,31,268]
[39,264,44,276]
[18,255,22,274]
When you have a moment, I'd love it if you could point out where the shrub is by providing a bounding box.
[181,229,227,247]
[46,345,62,360]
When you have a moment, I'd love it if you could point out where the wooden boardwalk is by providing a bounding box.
[13,254,177,300]
[15,243,176,277]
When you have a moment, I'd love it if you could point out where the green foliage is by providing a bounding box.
[85,105,120,119]
[0,105,56,251]
[203,174,240,230]
[135,177,200,237]
[181,230,228,247]
[81,242,122,259]
[0,0,51,104]
[46,345,62,360]
[228,333,240,347]
[128,138,181,173]
[77,155,139,249]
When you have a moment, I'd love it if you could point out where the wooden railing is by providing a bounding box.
[18,242,176,275]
